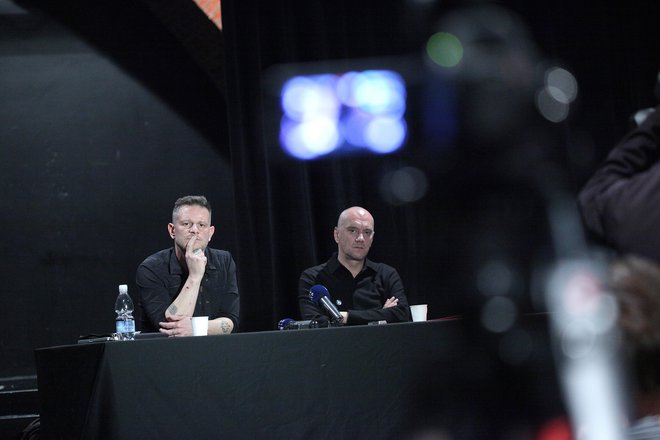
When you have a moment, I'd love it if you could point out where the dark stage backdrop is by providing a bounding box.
[2,0,660,382]
[221,0,660,330]
[0,0,234,378]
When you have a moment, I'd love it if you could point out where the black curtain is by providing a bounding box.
[222,0,435,332]
[221,0,660,333]
[221,0,558,332]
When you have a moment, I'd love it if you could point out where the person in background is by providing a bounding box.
[578,105,660,262]
[298,206,411,326]
[609,255,660,439]
[136,195,239,336]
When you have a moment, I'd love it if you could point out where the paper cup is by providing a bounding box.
[410,304,428,322]
[191,316,209,336]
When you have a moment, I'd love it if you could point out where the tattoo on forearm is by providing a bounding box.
[167,304,178,315]
[220,320,231,334]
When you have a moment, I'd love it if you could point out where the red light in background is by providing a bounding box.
[537,416,572,440]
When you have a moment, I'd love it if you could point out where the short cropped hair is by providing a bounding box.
[172,195,212,222]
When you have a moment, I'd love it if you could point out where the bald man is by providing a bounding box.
[298,206,411,326]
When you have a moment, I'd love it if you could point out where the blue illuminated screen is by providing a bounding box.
[279,70,407,160]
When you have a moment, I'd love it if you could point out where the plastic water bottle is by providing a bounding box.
[114,284,135,340]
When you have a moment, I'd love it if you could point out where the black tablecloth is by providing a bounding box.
[35,319,562,440]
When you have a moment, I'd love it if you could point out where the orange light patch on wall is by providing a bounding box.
[193,0,222,30]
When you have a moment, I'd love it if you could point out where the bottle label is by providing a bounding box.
[125,319,135,333]
[116,319,127,334]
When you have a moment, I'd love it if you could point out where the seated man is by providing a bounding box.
[298,206,411,326]
[136,195,239,336]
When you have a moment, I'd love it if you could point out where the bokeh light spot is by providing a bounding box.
[364,117,407,153]
[481,296,518,333]
[536,88,569,123]
[426,32,464,68]
[546,67,578,103]
[280,70,407,159]
[379,166,429,205]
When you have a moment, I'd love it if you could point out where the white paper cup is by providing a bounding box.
[191,316,209,336]
[410,304,428,322]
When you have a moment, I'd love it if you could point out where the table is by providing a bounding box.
[35,319,562,439]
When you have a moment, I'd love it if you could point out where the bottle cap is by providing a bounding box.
[118,284,128,294]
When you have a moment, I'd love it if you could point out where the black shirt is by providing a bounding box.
[578,105,660,262]
[136,247,240,332]
[298,253,411,325]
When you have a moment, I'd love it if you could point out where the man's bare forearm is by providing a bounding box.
[208,317,234,335]
[165,276,202,319]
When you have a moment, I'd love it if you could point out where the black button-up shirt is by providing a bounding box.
[298,253,410,325]
[136,247,240,332]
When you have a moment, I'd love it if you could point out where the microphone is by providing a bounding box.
[309,284,344,325]
[277,318,320,330]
